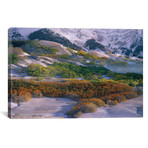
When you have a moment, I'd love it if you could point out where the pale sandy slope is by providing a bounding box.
[9,95,143,119]
[79,95,143,118]
[10,97,75,119]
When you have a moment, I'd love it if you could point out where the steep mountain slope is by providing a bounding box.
[8,28,26,40]
[28,28,82,51]
[8,28,143,58]
[39,40,71,55]
[22,40,71,55]
[84,39,111,54]
[51,28,143,58]
[96,29,143,57]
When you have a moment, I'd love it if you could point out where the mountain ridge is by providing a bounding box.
[8,28,143,58]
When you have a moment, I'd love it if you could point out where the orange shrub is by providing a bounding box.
[32,90,43,98]
[66,98,105,117]
[107,100,118,105]
[73,111,82,118]
[79,98,105,107]
[66,105,81,118]
[137,89,143,96]
[11,87,31,102]
[101,96,112,103]
[101,93,127,103]
[8,79,135,105]
[90,98,105,107]
[80,103,97,113]
[116,95,127,102]
[9,47,24,55]
[13,95,31,103]
[122,92,138,99]
[66,92,80,101]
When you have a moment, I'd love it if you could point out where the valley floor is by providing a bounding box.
[9,95,143,119]
[79,95,143,118]
[9,97,76,119]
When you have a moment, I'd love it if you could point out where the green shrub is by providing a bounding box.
[32,90,43,98]
[66,93,80,101]
[28,64,50,77]
[101,94,128,103]
[60,69,78,78]
[78,98,105,107]
[73,111,82,118]
[77,50,101,60]
[111,72,143,86]
[80,103,97,113]
[137,89,143,95]
[123,92,138,99]
[86,61,96,66]
[116,95,127,102]
[27,62,110,79]
[97,61,106,67]
[8,53,18,64]
[77,50,88,56]
[18,55,28,60]
[13,95,31,103]
[67,47,76,55]
[101,96,112,103]
[66,106,81,118]
[107,100,118,105]
[22,41,59,54]
[8,47,24,55]
[35,77,44,81]
[11,88,31,103]
[110,59,128,66]
[51,62,110,80]
[8,40,29,48]
[58,54,71,59]
[90,98,105,107]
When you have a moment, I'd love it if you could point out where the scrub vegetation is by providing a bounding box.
[8,33,143,118]
[27,62,143,86]
[8,79,141,117]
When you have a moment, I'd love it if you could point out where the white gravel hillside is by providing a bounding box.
[8,52,60,77]
[9,95,143,118]
[39,40,71,55]
[9,97,76,119]
[79,95,143,118]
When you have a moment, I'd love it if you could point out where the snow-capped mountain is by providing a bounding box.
[51,28,143,57]
[8,28,143,58]
[8,28,26,40]
[28,28,82,51]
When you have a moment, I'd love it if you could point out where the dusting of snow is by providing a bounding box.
[50,28,143,57]
[89,50,110,58]
[9,28,143,58]
[19,52,30,57]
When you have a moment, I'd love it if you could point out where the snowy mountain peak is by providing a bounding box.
[8,28,143,58]
[8,28,26,40]
[50,28,143,58]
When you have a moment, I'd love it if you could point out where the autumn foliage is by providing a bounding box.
[10,87,31,103]
[9,79,134,101]
[8,79,139,117]
[107,100,118,106]
[122,92,138,99]
[31,90,43,98]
